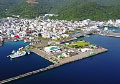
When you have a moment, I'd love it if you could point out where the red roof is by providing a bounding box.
[14,35,19,38]
[26,0,39,4]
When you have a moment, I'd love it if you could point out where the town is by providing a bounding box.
[0,16,120,46]
[0,16,120,83]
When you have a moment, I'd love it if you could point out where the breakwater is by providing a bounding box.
[0,64,61,84]
[0,47,108,84]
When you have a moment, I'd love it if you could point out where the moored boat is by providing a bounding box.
[7,51,26,59]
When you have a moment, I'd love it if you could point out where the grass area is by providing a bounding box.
[75,29,82,32]
[29,45,36,50]
[68,41,91,48]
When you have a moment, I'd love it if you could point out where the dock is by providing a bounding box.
[0,47,108,84]
[107,32,120,38]
[31,48,57,63]
[59,48,108,64]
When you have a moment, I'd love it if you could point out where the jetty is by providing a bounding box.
[0,47,108,84]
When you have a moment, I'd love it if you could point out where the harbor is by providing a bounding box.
[1,34,120,84]
[0,46,107,84]
[0,41,51,82]
[0,38,108,84]
[0,17,120,84]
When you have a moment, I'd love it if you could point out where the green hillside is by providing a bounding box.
[89,0,120,6]
[56,2,120,20]
[0,0,26,18]
[0,0,120,20]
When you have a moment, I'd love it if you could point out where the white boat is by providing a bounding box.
[11,50,16,54]
[24,40,27,43]
[104,27,108,31]
[8,51,26,59]
[14,39,17,42]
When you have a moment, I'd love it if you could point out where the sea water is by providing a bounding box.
[0,41,51,80]
[2,28,120,84]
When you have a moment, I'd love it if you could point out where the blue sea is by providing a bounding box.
[0,41,51,81]
[1,28,120,84]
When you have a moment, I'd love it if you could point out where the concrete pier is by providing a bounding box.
[0,47,108,84]
[59,48,108,64]
[31,48,57,63]
[107,32,120,38]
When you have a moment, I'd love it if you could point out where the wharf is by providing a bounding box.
[107,32,120,38]
[60,37,77,43]
[31,48,57,63]
[59,48,108,64]
[0,47,108,84]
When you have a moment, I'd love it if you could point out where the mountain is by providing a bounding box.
[0,0,25,10]
[89,0,120,6]
[56,2,120,20]
[0,0,120,20]
[7,0,79,18]
[0,0,26,18]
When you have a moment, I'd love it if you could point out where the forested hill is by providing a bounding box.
[89,0,120,6]
[0,0,26,18]
[0,0,120,20]
[6,0,82,18]
[56,2,120,20]
[0,0,25,10]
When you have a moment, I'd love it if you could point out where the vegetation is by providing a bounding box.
[68,41,91,48]
[0,0,120,20]
[29,45,36,50]
[54,2,120,21]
